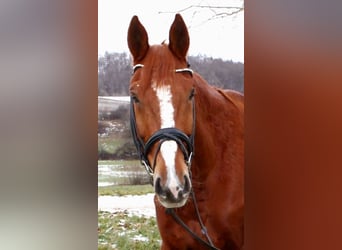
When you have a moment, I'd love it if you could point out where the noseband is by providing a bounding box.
[129,64,195,184]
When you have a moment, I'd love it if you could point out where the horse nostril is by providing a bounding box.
[155,177,163,195]
[183,175,191,193]
[178,189,183,199]
[155,177,168,199]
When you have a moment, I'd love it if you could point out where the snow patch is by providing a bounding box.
[98,194,156,217]
[133,234,149,242]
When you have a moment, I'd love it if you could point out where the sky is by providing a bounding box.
[98,0,244,62]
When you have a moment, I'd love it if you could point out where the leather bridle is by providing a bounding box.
[129,64,219,250]
[129,64,196,184]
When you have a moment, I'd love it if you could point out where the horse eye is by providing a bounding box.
[131,94,140,103]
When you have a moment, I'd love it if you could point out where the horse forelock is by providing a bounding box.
[148,45,177,86]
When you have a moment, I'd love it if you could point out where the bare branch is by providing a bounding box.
[159,4,244,27]
[159,5,244,16]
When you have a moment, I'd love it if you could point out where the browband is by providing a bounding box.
[132,64,144,73]
[175,68,193,75]
[132,64,193,76]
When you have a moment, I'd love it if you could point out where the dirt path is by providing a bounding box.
[98,194,156,217]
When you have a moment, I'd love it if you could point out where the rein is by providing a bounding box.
[166,190,220,250]
[130,64,219,250]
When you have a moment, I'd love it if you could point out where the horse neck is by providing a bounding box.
[191,76,225,182]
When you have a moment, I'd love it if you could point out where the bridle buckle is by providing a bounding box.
[186,152,193,167]
[141,159,154,184]
[141,159,153,176]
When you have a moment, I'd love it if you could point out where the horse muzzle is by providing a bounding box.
[154,175,191,208]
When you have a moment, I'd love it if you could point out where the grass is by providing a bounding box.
[98,184,154,196]
[98,185,159,250]
[98,211,160,250]
[98,156,159,249]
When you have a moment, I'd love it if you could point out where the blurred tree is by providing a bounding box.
[98,52,243,96]
[98,52,131,96]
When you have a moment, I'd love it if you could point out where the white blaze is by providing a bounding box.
[155,85,180,197]
[156,85,174,128]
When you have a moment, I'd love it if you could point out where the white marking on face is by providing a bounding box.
[155,85,174,128]
[151,81,157,91]
[155,85,180,197]
[161,141,179,197]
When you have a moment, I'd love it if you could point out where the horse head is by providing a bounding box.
[128,14,195,208]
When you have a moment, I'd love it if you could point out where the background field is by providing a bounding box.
[98,100,159,249]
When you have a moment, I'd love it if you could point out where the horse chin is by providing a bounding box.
[157,195,189,208]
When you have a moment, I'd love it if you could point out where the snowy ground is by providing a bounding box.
[98,194,156,217]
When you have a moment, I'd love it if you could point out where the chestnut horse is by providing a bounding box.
[128,14,244,250]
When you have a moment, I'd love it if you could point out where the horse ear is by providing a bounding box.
[127,16,149,61]
[169,14,189,60]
